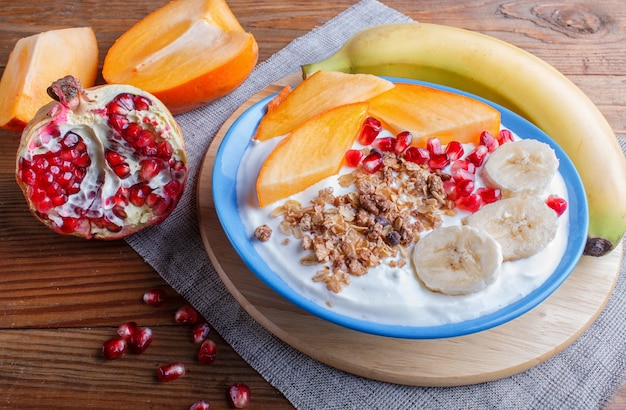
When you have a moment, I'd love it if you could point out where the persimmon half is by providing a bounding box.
[0,27,98,132]
[102,0,258,115]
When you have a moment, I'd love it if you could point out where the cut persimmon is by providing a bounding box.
[0,27,98,132]
[253,70,394,141]
[256,102,369,207]
[102,0,258,115]
[368,83,501,146]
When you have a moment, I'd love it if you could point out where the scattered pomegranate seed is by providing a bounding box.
[466,145,489,167]
[456,193,483,213]
[393,131,413,154]
[445,140,464,160]
[546,195,568,216]
[191,322,211,344]
[189,400,210,410]
[358,117,382,145]
[498,129,515,145]
[480,131,499,152]
[197,339,217,364]
[344,149,363,167]
[361,152,383,174]
[477,187,501,204]
[117,321,139,341]
[101,337,127,360]
[175,305,199,325]
[426,137,444,156]
[428,153,450,170]
[143,288,167,307]
[157,362,186,382]
[129,326,153,354]
[450,159,476,180]
[404,146,429,165]
[229,383,251,409]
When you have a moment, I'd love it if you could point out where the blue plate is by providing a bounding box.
[212,78,588,339]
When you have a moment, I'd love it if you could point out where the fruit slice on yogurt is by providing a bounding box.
[253,70,393,141]
[256,102,369,207]
[368,82,501,146]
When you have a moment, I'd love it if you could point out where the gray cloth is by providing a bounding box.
[126,0,626,408]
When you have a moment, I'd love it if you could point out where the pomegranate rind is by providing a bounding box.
[102,0,258,115]
[15,79,188,240]
[253,70,394,141]
[0,27,98,132]
[256,102,369,208]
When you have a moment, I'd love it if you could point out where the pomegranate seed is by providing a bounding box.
[445,140,464,160]
[361,152,383,174]
[404,146,429,164]
[175,305,199,324]
[426,137,444,156]
[229,383,251,409]
[140,158,162,181]
[129,326,153,354]
[393,131,413,154]
[498,129,515,145]
[480,130,499,153]
[477,187,501,204]
[456,193,483,213]
[156,141,174,160]
[456,179,475,197]
[129,183,152,207]
[344,149,363,167]
[466,145,489,167]
[197,339,217,364]
[117,321,139,341]
[157,362,186,382]
[105,150,126,166]
[358,117,382,145]
[143,288,167,307]
[428,153,450,170]
[112,163,131,179]
[189,400,210,410]
[191,322,211,344]
[373,137,395,152]
[443,180,459,201]
[133,95,151,111]
[101,337,127,360]
[546,195,568,216]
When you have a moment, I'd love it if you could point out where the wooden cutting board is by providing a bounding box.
[196,74,623,387]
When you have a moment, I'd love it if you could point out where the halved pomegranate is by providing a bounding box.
[15,76,188,239]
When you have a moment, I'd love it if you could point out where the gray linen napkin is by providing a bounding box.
[126,0,626,408]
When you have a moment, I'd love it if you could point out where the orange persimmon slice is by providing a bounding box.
[253,70,394,141]
[368,83,501,146]
[0,27,98,132]
[102,0,258,114]
[256,102,369,207]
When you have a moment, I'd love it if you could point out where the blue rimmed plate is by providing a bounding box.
[212,77,588,339]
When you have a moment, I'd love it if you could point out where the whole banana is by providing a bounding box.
[301,23,626,257]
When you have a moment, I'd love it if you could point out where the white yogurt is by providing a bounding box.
[236,130,569,327]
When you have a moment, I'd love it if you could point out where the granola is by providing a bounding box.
[259,149,455,293]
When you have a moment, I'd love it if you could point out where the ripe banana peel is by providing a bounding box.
[302,22,626,257]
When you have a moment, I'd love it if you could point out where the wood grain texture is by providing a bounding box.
[0,0,624,408]
[197,77,623,387]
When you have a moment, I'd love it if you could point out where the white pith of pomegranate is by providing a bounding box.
[15,76,188,239]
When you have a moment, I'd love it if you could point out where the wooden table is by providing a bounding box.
[1,1,624,408]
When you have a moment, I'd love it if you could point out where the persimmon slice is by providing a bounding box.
[368,83,501,146]
[256,102,369,207]
[0,27,98,132]
[102,0,258,114]
[253,70,394,141]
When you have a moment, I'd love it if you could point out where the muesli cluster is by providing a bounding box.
[254,149,455,293]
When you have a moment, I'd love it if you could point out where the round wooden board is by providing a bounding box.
[197,74,623,387]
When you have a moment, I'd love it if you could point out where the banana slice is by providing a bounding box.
[482,139,559,197]
[463,196,558,261]
[412,225,502,295]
